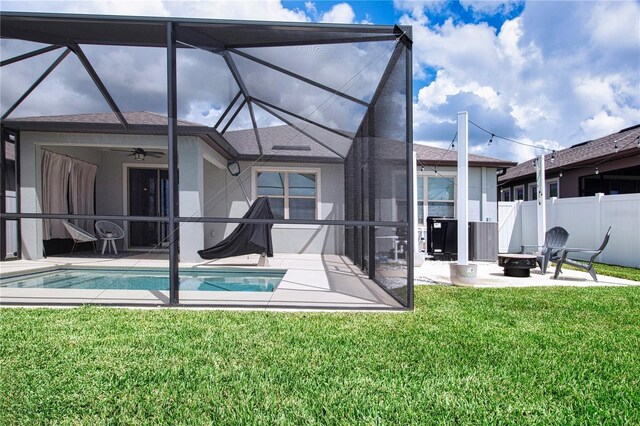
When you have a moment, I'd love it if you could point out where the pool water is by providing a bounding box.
[0,269,285,292]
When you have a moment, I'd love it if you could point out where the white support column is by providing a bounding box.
[412,150,424,266]
[456,111,469,265]
[20,139,43,259]
[536,154,546,247]
[178,137,205,263]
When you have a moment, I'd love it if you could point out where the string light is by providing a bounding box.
[637,136,640,148]
[614,140,618,152]
[595,166,599,175]
[551,150,556,163]
[559,170,563,178]
[488,134,494,145]
[469,120,555,152]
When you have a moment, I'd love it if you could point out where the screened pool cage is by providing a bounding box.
[0,13,414,308]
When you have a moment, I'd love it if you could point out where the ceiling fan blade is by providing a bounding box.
[146,152,165,158]
[110,148,134,153]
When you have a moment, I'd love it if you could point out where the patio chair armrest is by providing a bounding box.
[561,248,601,255]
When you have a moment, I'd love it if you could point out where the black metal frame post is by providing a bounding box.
[167,22,180,305]
[403,31,414,310]
[0,126,6,261]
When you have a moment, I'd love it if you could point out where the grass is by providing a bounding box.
[1,286,639,425]
[559,262,640,282]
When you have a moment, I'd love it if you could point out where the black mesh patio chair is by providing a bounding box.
[553,227,612,282]
[521,226,569,274]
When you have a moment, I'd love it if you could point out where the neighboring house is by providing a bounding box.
[414,143,516,226]
[498,124,640,201]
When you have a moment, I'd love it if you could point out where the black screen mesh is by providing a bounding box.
[345,42,411,306]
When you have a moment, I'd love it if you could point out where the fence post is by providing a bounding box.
[595,192,604,260]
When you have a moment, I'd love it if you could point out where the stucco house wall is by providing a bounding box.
[19,131,345,261]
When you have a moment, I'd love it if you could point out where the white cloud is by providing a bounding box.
[405,1,640,161]
[580,112,627,139]
[320,3,356,24]
[459,1,522,16]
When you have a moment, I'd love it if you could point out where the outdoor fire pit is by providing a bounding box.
[498,254,537,277]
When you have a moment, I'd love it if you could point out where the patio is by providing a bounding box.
[0,253,402,309]
[416,260,639,287]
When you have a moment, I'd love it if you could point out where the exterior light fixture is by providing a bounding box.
[226,160,241,177]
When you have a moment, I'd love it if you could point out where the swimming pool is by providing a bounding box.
[0,268,286,292]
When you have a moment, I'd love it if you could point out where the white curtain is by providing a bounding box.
[41,150,72,239]
[69,159,98,233]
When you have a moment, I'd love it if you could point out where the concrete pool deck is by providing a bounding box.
[0,253,404,310]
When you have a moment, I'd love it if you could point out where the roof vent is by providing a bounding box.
[272,145,311,151]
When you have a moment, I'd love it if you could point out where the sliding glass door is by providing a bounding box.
[128,168,168,248]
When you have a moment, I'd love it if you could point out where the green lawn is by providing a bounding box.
[1,286,639,425]
[573,262,640,281]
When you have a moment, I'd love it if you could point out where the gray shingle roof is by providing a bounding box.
[414,143,516,167]
[499,124,640,182]
[3,111,520,166]
[10,111,202,127]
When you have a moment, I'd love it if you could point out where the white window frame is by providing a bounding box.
[417,171,456,226]
[546,178,560,199]
[528,183,538,201]
[514,184,525,201]
[500,187,511,201]
[252,166,321,223]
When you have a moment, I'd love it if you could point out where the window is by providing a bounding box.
[417,174,455,226]
[255,169,318,220]
[528,183,538,201]
[547,179,559,198]
[500,188,511,201]
[514,185,525,201]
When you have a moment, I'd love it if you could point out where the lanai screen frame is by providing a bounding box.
[0,12,414,309]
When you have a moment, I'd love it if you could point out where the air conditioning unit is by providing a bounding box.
[468,222,498,261]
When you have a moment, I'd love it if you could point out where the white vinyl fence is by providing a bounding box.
[499,193,640,268]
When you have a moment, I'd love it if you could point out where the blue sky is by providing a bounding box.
[1,0,639,161]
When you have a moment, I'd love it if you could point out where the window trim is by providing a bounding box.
[528,183,538,201]
[500,187,511,201]
[546,178,560,199]
[514,184,525,201]
[416,171,456,225]
[252,166,321,222]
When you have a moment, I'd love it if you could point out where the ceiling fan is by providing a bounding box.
[110,148,165,161]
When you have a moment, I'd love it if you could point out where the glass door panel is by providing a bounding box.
[129,168,159,247]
